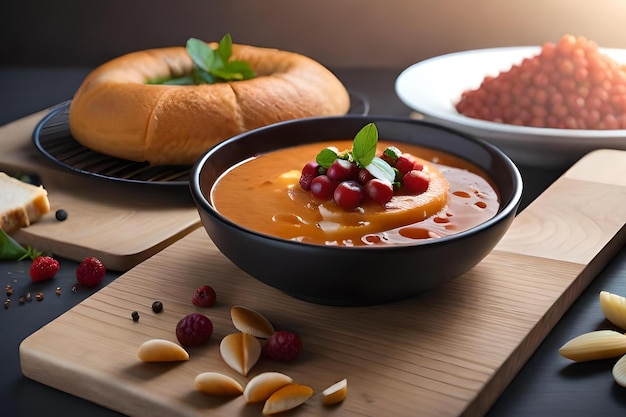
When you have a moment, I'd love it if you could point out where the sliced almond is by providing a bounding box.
[322,378,348,405]
[220,332,262,376]
[262,383,313,415]
[194,372,244,396]
[244,372,293,403]
[137,339,189,362]
[231,306,275,338]
[600,291,626,330]
[559,330,626,362]
[612,353,626,387]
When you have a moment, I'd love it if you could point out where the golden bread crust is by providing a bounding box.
[69,44,350,165]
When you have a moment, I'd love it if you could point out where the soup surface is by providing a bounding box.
[210,140,500,246]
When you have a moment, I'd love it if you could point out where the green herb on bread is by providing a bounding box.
[151,34,256,85]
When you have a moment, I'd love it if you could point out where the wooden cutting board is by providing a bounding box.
[0,109,201,271]
[19,149,626,417]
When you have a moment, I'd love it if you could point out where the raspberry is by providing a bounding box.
[394,154,418,174]
[326,159,358,181]
[333,180,364,210]
[192,285,216,307]
[357,168,375,185]
[402,170,430,194]
[176,313,213,347]
[310,175,338,200]
[299,161,321,191]
[76,256,106,287]
[364,178,394,205]
[264,331,302,362]
[29,256,60,282]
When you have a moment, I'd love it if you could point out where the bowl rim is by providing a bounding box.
[190,115,523,251]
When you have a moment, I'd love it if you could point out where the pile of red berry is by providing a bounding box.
[456,34,626,130]
[299,145,430,210]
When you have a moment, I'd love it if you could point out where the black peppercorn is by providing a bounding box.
[151,300,163,313]
[55,209,68,221]
[131,311,140,322]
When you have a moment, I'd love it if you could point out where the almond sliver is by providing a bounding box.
[137,339,189,362]
[231,306,275,338]
[244,372,293,403]
[262,383,313,415]
[322,378,348,405]
[559,330,626,362]
[612,353,626,387]
[220,332,262,376]
[600,291,626,330]
[194,372,243,396]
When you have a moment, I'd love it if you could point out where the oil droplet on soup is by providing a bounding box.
[210,140,500,246]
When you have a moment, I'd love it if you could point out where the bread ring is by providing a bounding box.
[68,43,351,165]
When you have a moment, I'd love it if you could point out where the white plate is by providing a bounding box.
[395,46,626,169]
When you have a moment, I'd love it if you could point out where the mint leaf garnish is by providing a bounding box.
[383,146,401,162]
[186,37,215,72]
[217,33,232,63]
[352,123,378,168]
[311,122,395,183]
[152,34,256,85]
[316,148,339,169]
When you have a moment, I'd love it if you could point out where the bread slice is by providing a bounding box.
[0,172,50,234]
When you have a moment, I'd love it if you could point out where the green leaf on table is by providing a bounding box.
[0,229,42,261]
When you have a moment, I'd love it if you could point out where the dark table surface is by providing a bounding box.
[0,66,625,417]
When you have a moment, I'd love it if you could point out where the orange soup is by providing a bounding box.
[210,140,500,246]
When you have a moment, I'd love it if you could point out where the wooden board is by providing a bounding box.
[0,110,201,271]
[19,149,626,417]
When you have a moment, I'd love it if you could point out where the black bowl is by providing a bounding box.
[190,116,523,306]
